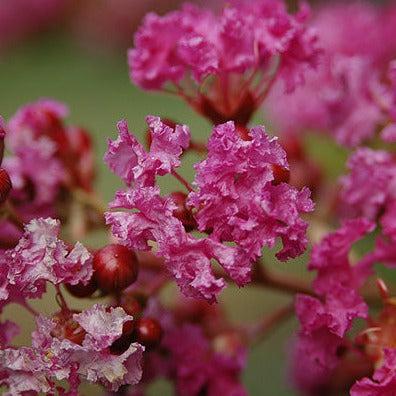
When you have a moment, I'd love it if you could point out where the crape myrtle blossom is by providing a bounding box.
[188,121,314,262]
[105,118,313,302]
[129,0,320,125]
[339,148,396,241]
[0,304,144,394]
[0,99,96,246]
[267,54,386,147]
[292,219,375,394]
[351,349,396,396]
[266,1,396,147]
[118,297,248,396]
[0,217,92,311]
[104,116,190,187]
[381,60,396,143]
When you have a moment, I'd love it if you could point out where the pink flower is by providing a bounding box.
[291,219,375,394]
[267,55,385,147]
[129,1,320,124]
[105,119,313,301]
[106,186,234,302]
[0,305,144,394]
[0,218,92,311]
[339,149,396,233]
[0,320,19,348]
[309,218,375,294]
[104,116,190,187]
[188,121,314,261]
[351,349,396,396]
[164,324,247,396]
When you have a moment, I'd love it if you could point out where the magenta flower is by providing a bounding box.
[0,305,144,394]
[351,349,396,396]
[0,320,19,348]
[164,324,247,396]
[0,218,92,311]
[266,1,396,147]
[339,148,396,240]
[129,1,320,125]
[188,121,314,261]
[104,116,190,187]
[291,219,375,394]
[105,118,313,302]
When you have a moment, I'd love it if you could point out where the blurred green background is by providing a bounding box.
[0,0,369,393]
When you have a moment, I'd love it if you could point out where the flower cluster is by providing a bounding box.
[129,0,320,125]
[267,1,396,147]
[3,0,396,395]
[105,117,313,302]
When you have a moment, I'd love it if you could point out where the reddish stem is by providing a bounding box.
[18,300,40,316]
[246,303,295,345]
[172,170,193,192]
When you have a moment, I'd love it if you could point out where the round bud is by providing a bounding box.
[134,317,162,347]
[93,244,139,293]
[170,191,197,232]
[51,310,86,345]
[65,276,98,298]
[120,294,143,318]
[0,168,12,204]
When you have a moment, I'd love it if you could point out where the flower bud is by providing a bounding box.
[93,244,139,293]
[134,317,162,347]
[0,169,12,204]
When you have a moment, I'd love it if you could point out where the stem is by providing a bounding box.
[255,60,281,104]
[171,170,193,192]
[189,140,207,154]
[55,285,69,311]
[246,303,295,346]
[252,261,315,296]
[4,201,25,232]
[18,300,39,316]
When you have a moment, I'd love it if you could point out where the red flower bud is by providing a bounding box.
[93,244,139,293]
[51,310,86,345]
[0,169,12,204]
[134,317,162,347]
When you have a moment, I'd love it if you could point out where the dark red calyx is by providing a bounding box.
[65,276,98,298]
[0,169,12,204]
[271,164,290,185]
[235,124,251,141]
[170,191,197,232]
[93,244,139,293]
[51,310,86,345]
[134,317,162,347]
[199,92,256,126]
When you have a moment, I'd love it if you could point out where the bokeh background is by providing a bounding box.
[0,1,384,395]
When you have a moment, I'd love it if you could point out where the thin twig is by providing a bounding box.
[246,302,295,346]
[171,170,193,192]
